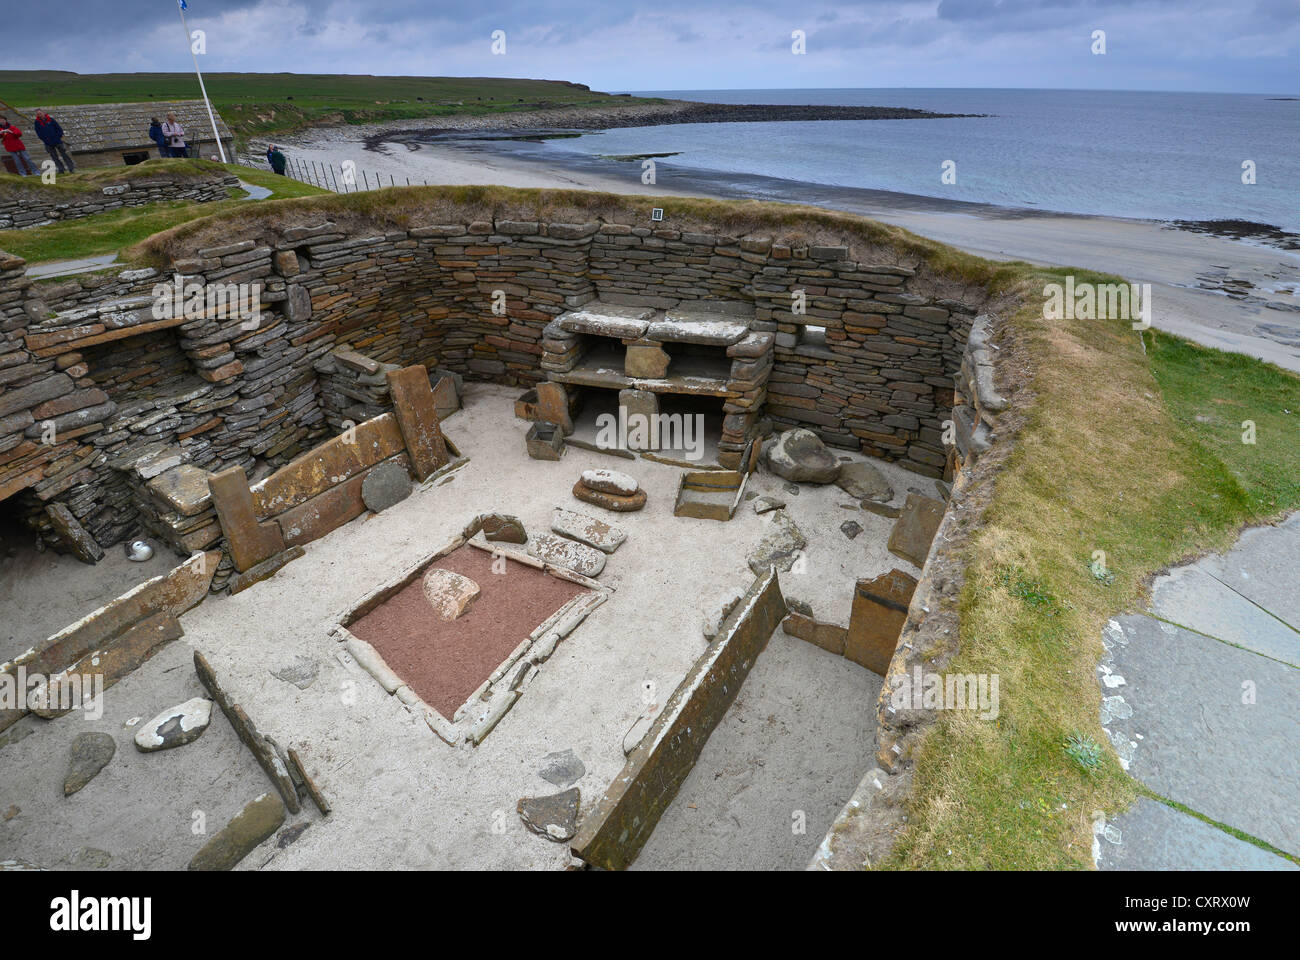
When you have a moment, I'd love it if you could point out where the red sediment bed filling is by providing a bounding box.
[349,545,587,718]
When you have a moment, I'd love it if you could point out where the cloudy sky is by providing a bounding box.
[10,0,1298,93]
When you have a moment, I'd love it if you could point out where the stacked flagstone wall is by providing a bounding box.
[0,173,240,230]
[1,203,988,561]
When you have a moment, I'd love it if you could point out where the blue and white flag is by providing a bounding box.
[178,0,188,10]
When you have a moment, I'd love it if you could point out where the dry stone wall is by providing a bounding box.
[1,204,988,561]
[0,173,239,230]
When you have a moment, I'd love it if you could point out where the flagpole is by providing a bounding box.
[175,0,227,162]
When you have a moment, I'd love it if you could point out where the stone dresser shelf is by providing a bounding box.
[549,343,735,398]
[538,300,773,468]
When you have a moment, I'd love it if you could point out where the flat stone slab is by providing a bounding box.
[648,306,751,345]
[580,468,639,496]
[1098,798,1298,871]
[557,304,654,340]
[887,493,945,567]
[518,787,581,842]
[551,508,626,553]
[836,461,894,503]
[64,732,117,796]
[539,749,586,788]
[747,512,807,575]
[573,481,647,513]
[134,697,213,752]
[1103,613,1300,857]
[1193,512,1300,629]
[147,464,213,517]
[528,533,607,577]
[1150,564,1300,668]
[421,568,481,621]
[361,460,413,513]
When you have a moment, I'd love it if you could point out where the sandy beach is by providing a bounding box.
[271,116,1300,373]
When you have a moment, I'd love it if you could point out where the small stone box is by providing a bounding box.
[526,422,565,461]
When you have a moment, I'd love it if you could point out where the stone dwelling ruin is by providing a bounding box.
[0,100,234,171]
[0,189,1014,871]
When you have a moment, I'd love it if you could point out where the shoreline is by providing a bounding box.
[334,97,983,146]
[274,118,1300,372]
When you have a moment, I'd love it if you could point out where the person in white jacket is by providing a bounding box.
[161,114,187,158]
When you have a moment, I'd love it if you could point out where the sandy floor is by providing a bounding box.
[0,638,283,871]
[154,383,917,870]
[1,518,177,664]
[276,122,1300,374]
[632,627,882,871]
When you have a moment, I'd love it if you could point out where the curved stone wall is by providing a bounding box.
[2,192,999,559]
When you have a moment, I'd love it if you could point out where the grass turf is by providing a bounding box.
[882,266,1300,868]
[0,163,327,263]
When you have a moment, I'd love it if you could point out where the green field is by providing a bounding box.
[0,71,660,141]
[0,161,327,264]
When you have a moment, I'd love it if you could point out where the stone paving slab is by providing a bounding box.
[237,179,273,201]
[1099,798,1297,871]
[24,254,119,279]
[1103,613,1300,857]
[1149,565,1300,667]
[1194,513,1300,632]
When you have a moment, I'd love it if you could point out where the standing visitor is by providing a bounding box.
[161,114,187,158]
[0,121,37,177]
[33,112,75,173]
[148,118,168,157]
[268,145,287,175]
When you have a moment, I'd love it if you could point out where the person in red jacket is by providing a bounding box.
[0,120,38,176]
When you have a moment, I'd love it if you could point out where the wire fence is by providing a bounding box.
[235,154,430,193]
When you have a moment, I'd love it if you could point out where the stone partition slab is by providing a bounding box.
[385,365,449,480]
[571,567,788,870]
[209,466,286,572]
[249,413,405,518]
[0,550,219,733]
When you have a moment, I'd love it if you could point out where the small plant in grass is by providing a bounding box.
[996,565,1066,615]
[1087,560,1116,586]
[1064,732,1105,771]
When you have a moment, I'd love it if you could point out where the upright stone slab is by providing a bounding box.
[194,651,300,815]
[44,503,104,564]
[625,341,670,379]
[619,389,660,451]
[571,568,787,870]
[188,792,286,871]
[385,365,448,482]
[30,612,184,718]
[535,382,573,435]
[209,466,285,572]
[845,569,917,675]
[887,494,945,567]
[252,415,405,516]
